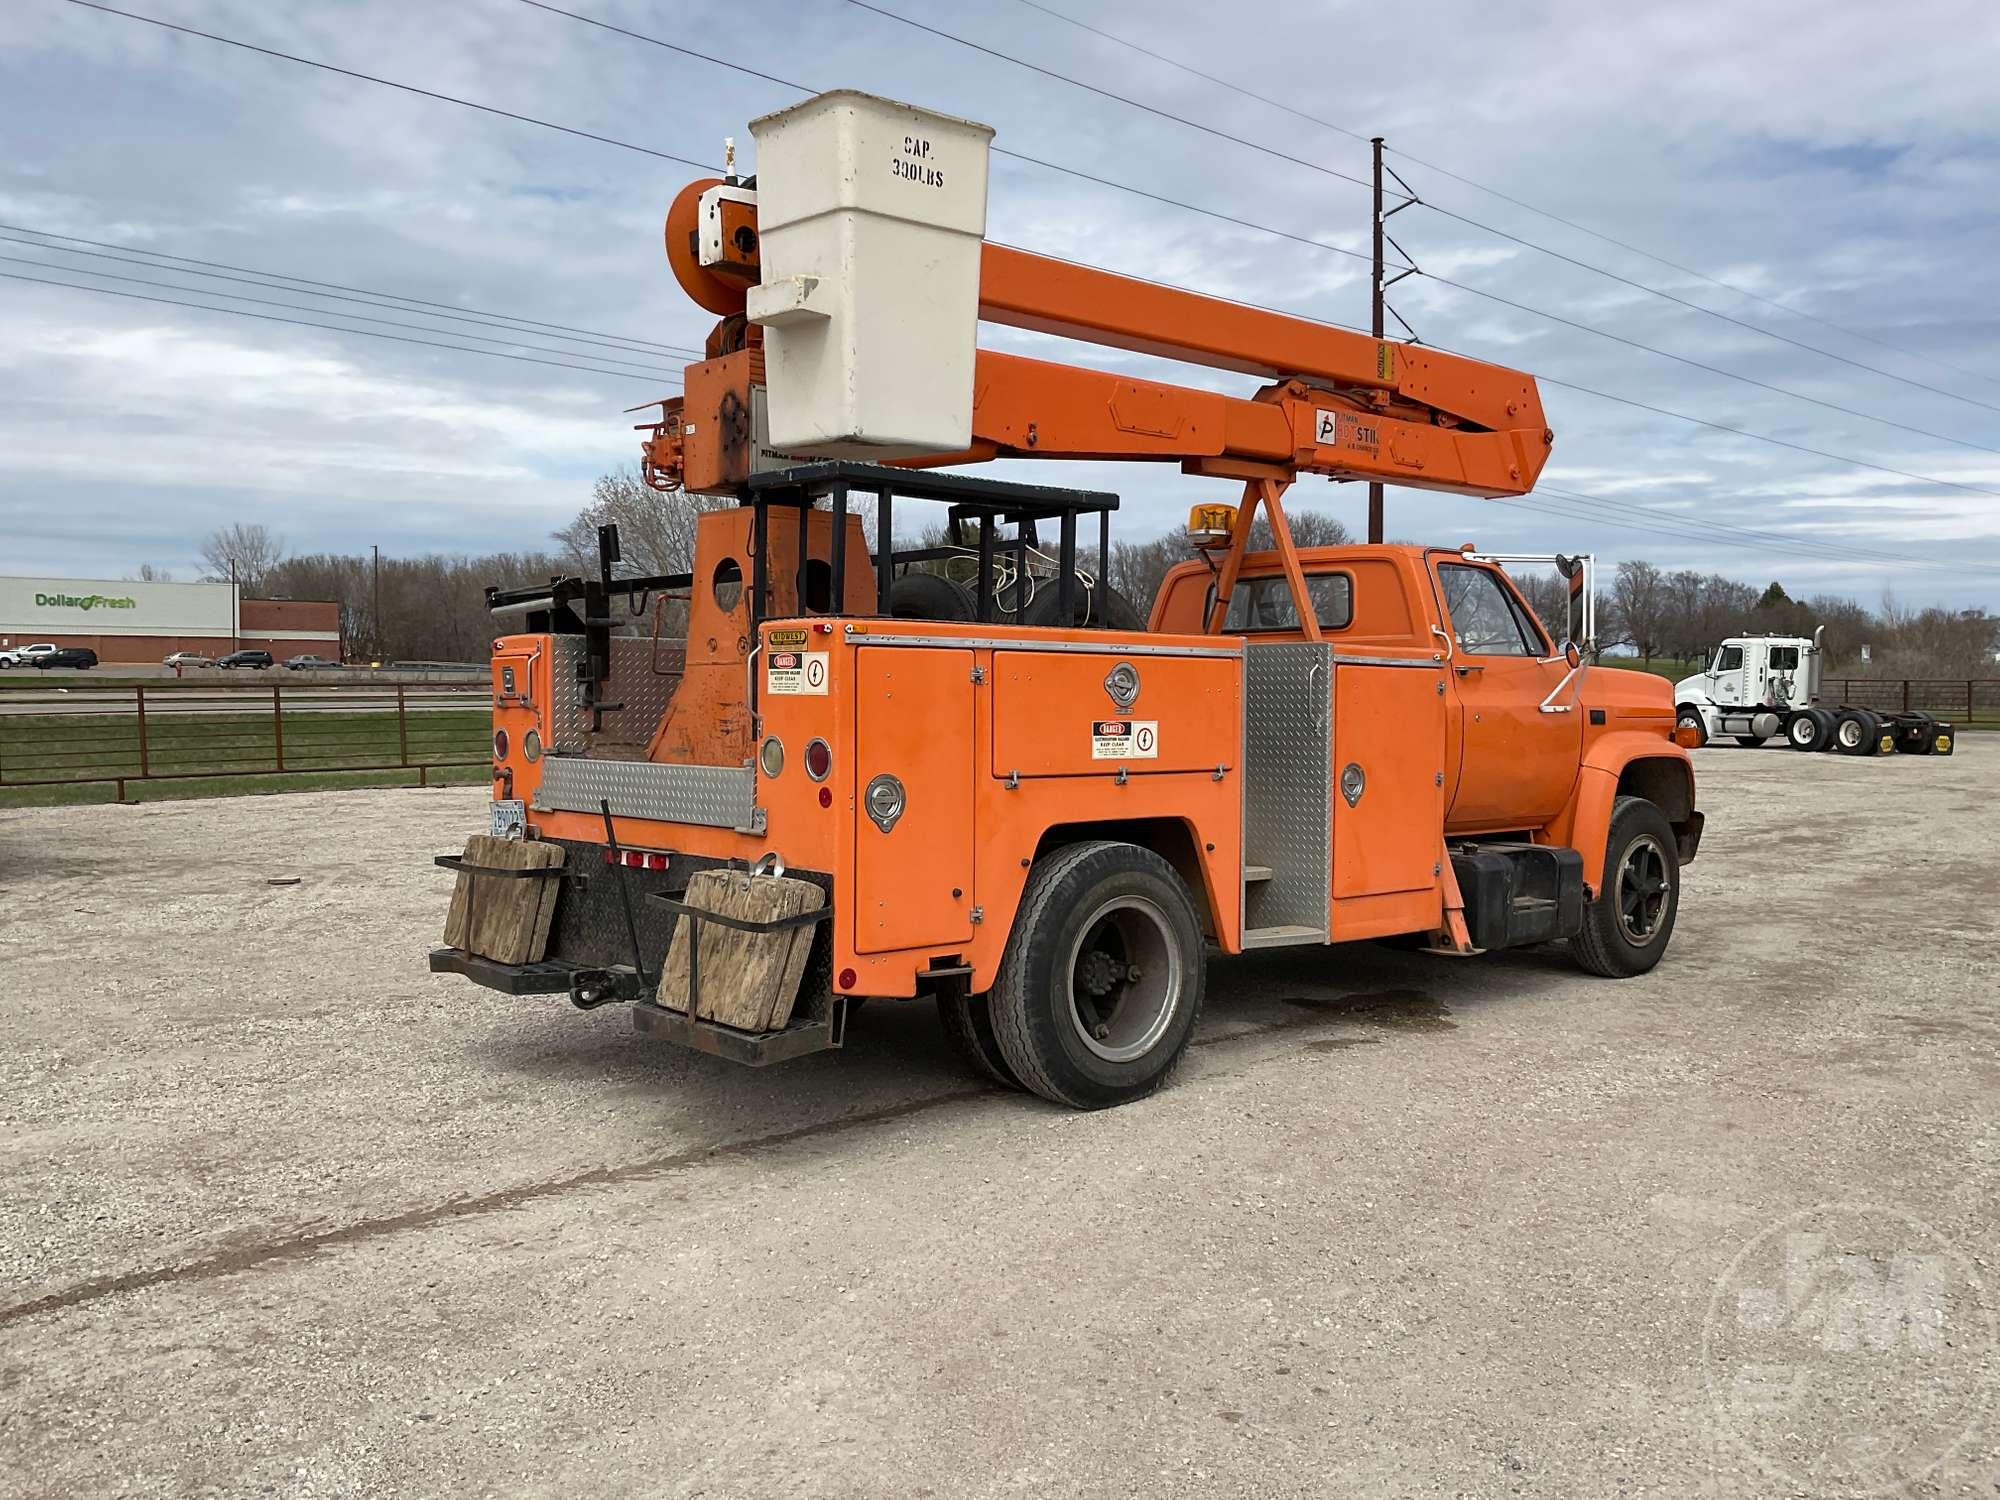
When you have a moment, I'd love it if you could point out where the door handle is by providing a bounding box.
[1454,663,1484,675]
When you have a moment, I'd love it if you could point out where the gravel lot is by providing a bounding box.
[3,741,1995,1498]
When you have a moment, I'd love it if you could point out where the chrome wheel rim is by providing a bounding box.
[1616,835,1671,945]
[1065,896,1180,1063]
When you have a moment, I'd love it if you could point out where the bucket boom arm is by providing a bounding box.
[650,178,1551,502]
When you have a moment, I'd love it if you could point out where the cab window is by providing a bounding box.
[1715,646,1744,671]
[1768,646,1799,670]
[1222,573,1352,632]
[1437,564,1535,657]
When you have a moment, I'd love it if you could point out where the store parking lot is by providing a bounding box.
[2,741,1995,1497]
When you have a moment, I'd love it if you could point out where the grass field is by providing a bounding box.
[0,707,489,808]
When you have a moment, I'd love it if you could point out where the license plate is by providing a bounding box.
[490,799,527,839]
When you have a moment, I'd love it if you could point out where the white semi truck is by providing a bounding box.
[1673,630,1955,756]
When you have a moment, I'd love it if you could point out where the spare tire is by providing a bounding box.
[1024,578,1145,631]
[888,572,975,621]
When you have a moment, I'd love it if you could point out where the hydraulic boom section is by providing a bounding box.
[650,173,1550,501]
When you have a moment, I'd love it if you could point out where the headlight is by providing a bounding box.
[759,735,785,777]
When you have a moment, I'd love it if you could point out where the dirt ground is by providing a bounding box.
[2,740,1995,1498]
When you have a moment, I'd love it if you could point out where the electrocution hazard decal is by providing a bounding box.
[766,651,828,695]
[1091,719,1158,759]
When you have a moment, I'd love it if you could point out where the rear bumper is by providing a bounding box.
[427,945,847,1065]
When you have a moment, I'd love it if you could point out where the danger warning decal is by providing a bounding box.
[766,650,828,695]
[1091,719,1158,760]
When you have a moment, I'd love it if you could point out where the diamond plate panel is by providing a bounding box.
[546,635,685,760]
[1243,642,1332,935]
[534,757,761,831]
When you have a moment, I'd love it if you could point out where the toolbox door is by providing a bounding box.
[853,646,975,954]
[1331,663,1448,899]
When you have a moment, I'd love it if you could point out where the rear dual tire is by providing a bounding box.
[984,841,1204,1109]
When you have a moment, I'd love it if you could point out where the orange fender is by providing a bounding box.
[1547,732,1695,894]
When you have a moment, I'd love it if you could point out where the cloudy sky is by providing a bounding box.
[4,0,1998,608]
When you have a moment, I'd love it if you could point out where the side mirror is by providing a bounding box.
[1563,640,1582,669]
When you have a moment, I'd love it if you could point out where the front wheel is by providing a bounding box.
[1675,707,1709,748]
[1571,796,1680,978]
[1732,735,1766,748]
[987,841,1204,1109]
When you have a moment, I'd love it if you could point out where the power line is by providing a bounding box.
[59,0,719,171]
[0,222,704,358]
[0,268,683,385]
[0,251,689,379]
[70,1,2000,513]
[1003,0,2000,407]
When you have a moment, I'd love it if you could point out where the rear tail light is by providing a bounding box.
[804,737,832,781]
[602,848,671,872]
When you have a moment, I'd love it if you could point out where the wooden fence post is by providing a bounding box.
[1903,680,1911,713]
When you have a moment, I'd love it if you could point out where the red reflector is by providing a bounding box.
[837,967,857,991]
[818,786,832,808]
[645,852,669,872]
[813,621,834,635]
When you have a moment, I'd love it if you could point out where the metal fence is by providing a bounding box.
[0,681,490,799]
[1824,679,2000,725]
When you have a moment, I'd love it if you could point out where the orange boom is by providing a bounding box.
[431,90,1698,1109]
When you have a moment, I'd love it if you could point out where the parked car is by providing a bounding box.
[161,652,215,670]
[31,647,98,670]
[216,649,275,669]
[0,643,59,669]
[283,654,343,670]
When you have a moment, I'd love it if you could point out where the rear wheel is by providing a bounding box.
[988,841,1204,1109]
[1834,709,1877,755]
[1571,796,1680,978]
[1785,712,1823,751]
[1676,706,1708,748]
[936,991,1020,1089]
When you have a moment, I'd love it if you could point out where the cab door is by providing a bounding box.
[1432,561,1581,830]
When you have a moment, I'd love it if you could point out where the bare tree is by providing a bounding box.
[553,467,732,577]
[1611,559,1667,663]
[199,523,285,592]
[127,563,174,582]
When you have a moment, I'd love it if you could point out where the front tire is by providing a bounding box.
[1676,706,1708,748]
[988,841,1204,1109]
[1571,796,1680,978]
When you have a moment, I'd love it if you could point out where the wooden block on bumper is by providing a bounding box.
[442,835,565,966]
[658,870,825,1032]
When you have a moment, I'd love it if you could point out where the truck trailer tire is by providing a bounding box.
[987,840,1204,1109]
[936,991,1022,1089]
[1570,796,1680,979]
[1834,709,1878,755]
[1675,707,1708,747]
